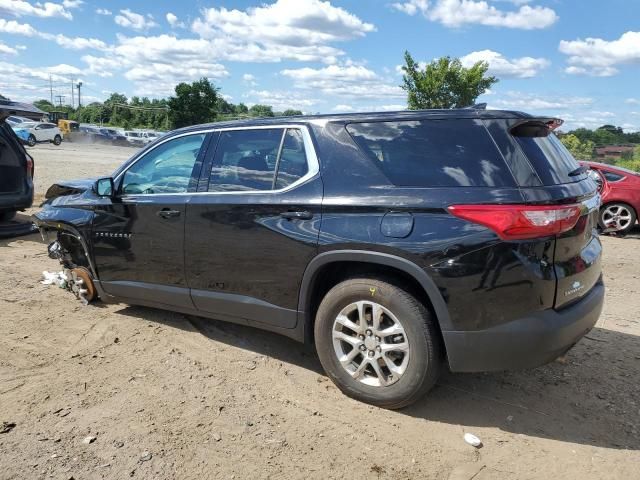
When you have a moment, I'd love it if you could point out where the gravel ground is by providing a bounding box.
[0,143,638,479]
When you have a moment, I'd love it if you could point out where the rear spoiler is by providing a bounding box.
[510,117,564,137]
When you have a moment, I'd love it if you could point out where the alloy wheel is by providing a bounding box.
[602,204,633,231]
[332,300,410,387]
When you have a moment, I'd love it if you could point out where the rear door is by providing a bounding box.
[509,120,602,308]
[185,125,322,329]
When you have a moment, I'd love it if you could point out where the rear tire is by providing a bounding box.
[27,135,36,147]
[314,277,442,409]
[599,202,637,234]
[53,135,62,146]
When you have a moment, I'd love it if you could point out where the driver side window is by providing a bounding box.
[121,134,205,195]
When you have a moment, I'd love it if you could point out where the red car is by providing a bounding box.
[581,161,640,233]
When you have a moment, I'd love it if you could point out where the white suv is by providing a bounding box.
[18,122,63,147]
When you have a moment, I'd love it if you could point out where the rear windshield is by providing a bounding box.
[513,130,585,185]
[346,119,516,188]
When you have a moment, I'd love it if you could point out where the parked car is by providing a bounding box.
[33,109,604,408]
[0,108,34,221]
[13,122,63,147]
[581,161,640,233]
[5,115,34,127]
[123,130,146,147]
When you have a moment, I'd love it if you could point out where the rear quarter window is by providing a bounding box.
[513,131,584,185]
[346,119,515,187]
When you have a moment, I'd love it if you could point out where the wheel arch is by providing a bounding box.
[298,250,452,344]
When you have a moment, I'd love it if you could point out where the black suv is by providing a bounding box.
[0,107,34,221]
[34,109,604,409]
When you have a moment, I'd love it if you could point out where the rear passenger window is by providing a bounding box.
[275,129,309,189]
[346,120,515,187]
[209,128,310,192]
[209,129,282,192]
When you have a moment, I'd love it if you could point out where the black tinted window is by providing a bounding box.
[275,129,309,189]
[603,171,624,182]
[514,132,583,185]
[209,129,282,192]
[346,120,515,187]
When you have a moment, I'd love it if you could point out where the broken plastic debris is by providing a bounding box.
[464,433,482,448]
[41,270,68,288]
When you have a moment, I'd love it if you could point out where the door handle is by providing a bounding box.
[156,208,181,219]
[280,210,313,220]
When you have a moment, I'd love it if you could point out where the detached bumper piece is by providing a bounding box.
[443,281,605,372]
[45,240,96,305]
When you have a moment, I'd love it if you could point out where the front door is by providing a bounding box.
[185,126,322,329]
[92,132,209,308]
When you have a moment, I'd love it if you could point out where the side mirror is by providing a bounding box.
[95,177,115,197]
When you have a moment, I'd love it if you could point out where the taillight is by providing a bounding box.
[26,155,33,178]
[448,204,582,240]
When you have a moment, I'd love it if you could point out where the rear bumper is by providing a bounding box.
[443,280,604,372]
[0,190,33,212]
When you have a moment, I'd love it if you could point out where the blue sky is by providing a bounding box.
[0,0,639,130]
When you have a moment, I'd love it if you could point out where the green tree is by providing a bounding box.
[168,78,219,128]
[33,99,55,112]
[281,109,303,116]
[560,134,594,160]
[401,51,497,109]
[248,104,274,117]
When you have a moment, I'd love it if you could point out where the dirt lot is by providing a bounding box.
[0,143,638,479]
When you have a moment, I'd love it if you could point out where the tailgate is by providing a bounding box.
[508,118,602,309]
[553,194,602,308]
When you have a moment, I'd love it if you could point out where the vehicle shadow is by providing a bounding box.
[116,305,639,451]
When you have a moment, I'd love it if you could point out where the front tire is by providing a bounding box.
[599,202,637,234]
[27,135,36,147]
[314,277,442,409]
[53,134,62,145]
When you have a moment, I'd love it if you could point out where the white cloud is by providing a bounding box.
[391,0,428,15]
[45,63,83,76]
[0,18,37,36]
[625,98,640,105]
[166,12,184,28]
[114,9,158,31]
[281,64,404,99]
[0,0,73,19]
[242,73,257,86]
[82,34,229,94]
[192,0,375,63]
[0,18,107,50]
[461,49,549,78]
[491,91,593,110]
[333,104,355,111]
[0,41,18,55]
[391,0,557,29]
[62,0,82,8]
[96,8,111,16]
[48,33,108,50]
[560,31,640,77]
[245,90,317,110]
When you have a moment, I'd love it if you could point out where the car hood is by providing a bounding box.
[45,178,96,200]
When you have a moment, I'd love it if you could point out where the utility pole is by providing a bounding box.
[55,95,65,107]
[76,81,83,108]
[71,79,75,108]
[49,75,53,104]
